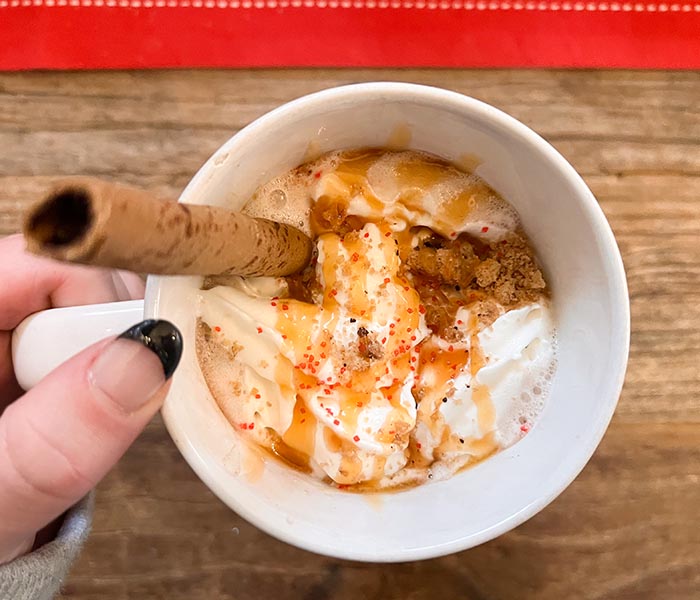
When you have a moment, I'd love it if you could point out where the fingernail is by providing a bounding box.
[89,320,183,412]
[118,319,183,378]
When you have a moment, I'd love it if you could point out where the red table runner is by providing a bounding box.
[1,2,698,69]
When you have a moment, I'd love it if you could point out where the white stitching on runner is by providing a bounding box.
[1,0,699,8]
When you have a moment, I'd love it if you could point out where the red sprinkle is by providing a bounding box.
[356,401,364,407]
[282,334,287,339]
[256,327,263,334]
[353,435,360,442]
[457,319,464,325]
[416,442,422,449]
[270,302,277,307]
[407,308,414,314]
[333,419,340,426]
[282,304,289,310]
[314,171,321,178]
[385,231,391,237]
[351,252,360,262]
[300,407,307,414]
[419,305,426,315]
[213,326,221,332]
[249,423,255,430]
[300,418,306,424]
[482,226,489,233]
[411,335,417,341]
[254,393,261,399]
[381,337,387,344]
[384,278,391,284]
[520,424,530,433]
[364,232,370,238]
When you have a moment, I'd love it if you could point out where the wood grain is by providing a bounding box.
[1,69,698,600]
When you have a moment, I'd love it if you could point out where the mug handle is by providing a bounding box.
[12,300,145,390]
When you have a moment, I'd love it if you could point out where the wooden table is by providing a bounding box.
[1,70,699,599]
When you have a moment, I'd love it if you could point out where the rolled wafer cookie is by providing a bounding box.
[23,177,312,277]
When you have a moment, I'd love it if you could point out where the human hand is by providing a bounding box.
[0,234,182,563]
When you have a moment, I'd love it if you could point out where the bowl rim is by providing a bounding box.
[149,82,631,562]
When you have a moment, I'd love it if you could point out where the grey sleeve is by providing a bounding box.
[0,494,93,600]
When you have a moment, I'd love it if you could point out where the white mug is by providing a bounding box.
[12,83,630,562]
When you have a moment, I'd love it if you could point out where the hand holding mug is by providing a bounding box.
[0,235,182,563]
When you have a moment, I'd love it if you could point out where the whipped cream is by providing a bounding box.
[198,149,556,489]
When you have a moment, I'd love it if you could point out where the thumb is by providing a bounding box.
[0,320,182,562]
